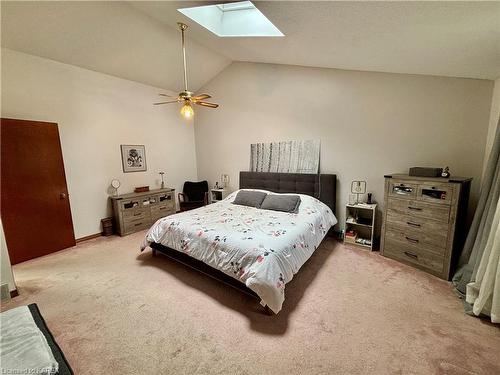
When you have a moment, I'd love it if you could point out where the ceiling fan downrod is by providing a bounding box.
[178,22,189,92]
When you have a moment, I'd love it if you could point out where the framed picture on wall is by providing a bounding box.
[120,145,147,173]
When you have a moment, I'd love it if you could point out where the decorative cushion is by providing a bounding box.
[232,190,267,208]
[260,194,301,213]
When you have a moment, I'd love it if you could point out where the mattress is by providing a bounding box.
[142,189,337,313]
[0,304,73,375]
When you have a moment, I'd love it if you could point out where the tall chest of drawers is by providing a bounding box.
[380,174,471,280]
[111,188,176,236]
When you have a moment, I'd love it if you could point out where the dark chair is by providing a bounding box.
[178,181,209,212]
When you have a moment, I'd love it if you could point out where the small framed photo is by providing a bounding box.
[121,145,147,173]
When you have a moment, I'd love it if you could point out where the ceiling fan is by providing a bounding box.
[154,22,219,118]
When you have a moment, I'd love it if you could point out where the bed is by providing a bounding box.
[0,304,73,375]
[142,172,337,313]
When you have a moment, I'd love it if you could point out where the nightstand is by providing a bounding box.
[344,203,377,250]
[210,188,229,203]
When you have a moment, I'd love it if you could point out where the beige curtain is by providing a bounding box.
[465,197,500,323]
[453,117,500,323]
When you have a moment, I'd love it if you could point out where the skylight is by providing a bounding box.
[177,1,284,37]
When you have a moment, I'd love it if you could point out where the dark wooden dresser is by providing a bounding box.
[111,188,175,236]
[380,174,471,280]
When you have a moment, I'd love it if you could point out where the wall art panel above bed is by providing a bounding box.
[250,140,320,174]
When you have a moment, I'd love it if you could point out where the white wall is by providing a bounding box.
[0,219,16,292]
[194,62,493,233]
[1,49,198,238]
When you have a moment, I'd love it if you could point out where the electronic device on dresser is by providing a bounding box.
[111,188,175,236]
[380,174,471,280]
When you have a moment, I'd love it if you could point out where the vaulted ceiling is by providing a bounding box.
[1,1,231,91]
[132,0,500,80]
[2,1,499,94]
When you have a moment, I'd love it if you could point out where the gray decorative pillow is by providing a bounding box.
[232,190,267,208]
[260,194,301,213]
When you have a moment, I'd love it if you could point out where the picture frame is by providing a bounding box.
[120,145,147,173]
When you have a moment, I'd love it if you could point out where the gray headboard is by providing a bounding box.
[239,171,337,214]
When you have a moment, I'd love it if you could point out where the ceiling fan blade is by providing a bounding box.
[158,93,177,98]
[153,100,179,105]
[192,93,211,101]
[195,101,219,108]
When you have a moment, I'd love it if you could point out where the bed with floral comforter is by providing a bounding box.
[142,189,337,313]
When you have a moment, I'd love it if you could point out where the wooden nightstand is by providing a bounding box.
[344,203,377,250]
[210,188,229,203]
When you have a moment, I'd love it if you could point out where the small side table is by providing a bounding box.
[210,188,229,203]
[344,203,377,251]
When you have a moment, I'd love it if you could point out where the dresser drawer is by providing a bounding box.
[119,196,152,210]
[123,207,150,221]
[388,181,417,199]
[151,204,175,220]
[383,238,445,274]
[385,211,449,248]
[417,184,453,205]
[387,198,450,223]
[156,192,174,204]
[384,225,447,256]
[123,219,151,233]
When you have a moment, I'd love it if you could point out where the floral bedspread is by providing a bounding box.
[142,189,337,313]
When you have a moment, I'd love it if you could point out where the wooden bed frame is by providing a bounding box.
[150,171,337,313]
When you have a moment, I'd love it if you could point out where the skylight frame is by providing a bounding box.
[178,1,284,38]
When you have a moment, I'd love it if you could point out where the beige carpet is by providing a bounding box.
[2,231,499,375]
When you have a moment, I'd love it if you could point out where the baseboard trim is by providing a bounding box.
[10,289,19,298]
[76,233,102,243]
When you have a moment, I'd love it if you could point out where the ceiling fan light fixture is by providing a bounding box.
[154,23,218,119]
[180,102,194,118]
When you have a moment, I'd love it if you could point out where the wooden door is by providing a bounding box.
[1,118,75,264]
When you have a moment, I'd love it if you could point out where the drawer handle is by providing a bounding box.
[408,206,422,211]
[405,236,419,243]
[159,207,166,210]
[134,223,142,227]
[404,251,418,259]
[407,222,421,227]
[134,212,142,216]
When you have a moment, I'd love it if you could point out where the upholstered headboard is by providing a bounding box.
[239,171,337,214]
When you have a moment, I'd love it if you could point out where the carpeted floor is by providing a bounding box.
[2,231,499,374]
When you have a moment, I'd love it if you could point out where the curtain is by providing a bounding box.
[465,197,500,322]
[453,117,500,323]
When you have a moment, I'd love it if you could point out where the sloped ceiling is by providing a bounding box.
[131,1,500,80]
[0,1,231,92]
[1,0,499,91]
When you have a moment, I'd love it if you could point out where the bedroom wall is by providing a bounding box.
[194,62,493,234]
[1,48,198,238]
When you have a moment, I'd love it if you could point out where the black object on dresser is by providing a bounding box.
[409,167,443,178]
[380,174,471,280]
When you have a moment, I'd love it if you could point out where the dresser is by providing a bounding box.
[380,174,471,280]
[111,188,175,236]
